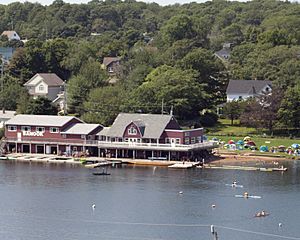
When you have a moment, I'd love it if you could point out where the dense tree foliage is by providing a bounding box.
[0,0,299,130]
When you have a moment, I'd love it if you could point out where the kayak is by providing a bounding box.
[235,195,262,199]
[226,184,244,188]
[255,213,269,217]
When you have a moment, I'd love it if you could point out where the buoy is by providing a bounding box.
[279,223,282,227]
[211,204,216,208]
[92,204,96,209]
[179,191,183,194]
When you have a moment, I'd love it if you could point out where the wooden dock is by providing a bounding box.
[203,164,287,172]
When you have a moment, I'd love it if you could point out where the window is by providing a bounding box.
[21,126,31,131]
[8,126,17,131]
[81,135,86,139]
[191,137,196,144]
[165,138,170,144]
[39,84,44,91]
[184,132,190,137]
[50,127,59,133]
[176,138,180,144]
[62,134,66,138]
[184,137,190,145]
[36,127,45,132]
[128,127,137,135]
[108,67,114,73]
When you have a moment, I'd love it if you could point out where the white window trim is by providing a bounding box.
[191,137,196,144]
[128,127,137,135]
[36,127,45,132]
[8,125,17,131]
[81,135,86,139]
[50,127,59,133]
[21,126,31,132]
[39,84,44,91]
[176,138,180,144]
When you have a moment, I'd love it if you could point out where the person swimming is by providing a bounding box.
[243,192,249,198]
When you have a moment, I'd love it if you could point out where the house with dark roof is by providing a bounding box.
[97,113,216,161]
[1,31,20,41]
[102,57,121,74]
[3,113,217,160]
[226,80,272,102]
[24,73,65,101]
[215,43,233,61]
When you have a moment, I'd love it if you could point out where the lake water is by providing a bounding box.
[0,160,300,240]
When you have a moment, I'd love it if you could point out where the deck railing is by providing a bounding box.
[5,137,218,150]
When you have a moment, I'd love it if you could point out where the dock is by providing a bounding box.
[168,162,199,169]
[203,164,287,172]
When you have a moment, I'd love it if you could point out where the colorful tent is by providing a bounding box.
[260,145,268,152]
[244,136,251,141]
[291,143,299,149]
[228,140,235,144]
[247,141,256,146]
[237,140,244,145]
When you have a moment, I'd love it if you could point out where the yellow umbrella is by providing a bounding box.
[244,136,251,141]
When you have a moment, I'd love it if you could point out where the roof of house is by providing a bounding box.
[0,110,16,120]
[1,31,19,39]
[97,127,111,136]
[215,48,231,59]
[226,80,272,95]
[103,57,121,66]
[61,123,102,135]
[24,73,64,87]
[6,115,82,127]
[105,113,175,139]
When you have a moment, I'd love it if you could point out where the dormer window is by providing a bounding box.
[128,126,137,135]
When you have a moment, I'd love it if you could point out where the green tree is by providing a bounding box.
[82,85,126,125]
[129,65,207,120]
[278,85,300,129]
[223,100,243,126]
[24,97,57,115]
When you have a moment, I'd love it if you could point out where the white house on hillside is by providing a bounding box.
[226,80,272,102]
[1,31,21,41]
[24,73,65,101]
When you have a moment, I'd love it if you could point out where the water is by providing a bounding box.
[0,161,300,240]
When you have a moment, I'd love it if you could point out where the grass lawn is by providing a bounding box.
[207,119,300,148]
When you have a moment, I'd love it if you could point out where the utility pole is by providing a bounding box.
[1,57,4,92]
[211,225,218,240]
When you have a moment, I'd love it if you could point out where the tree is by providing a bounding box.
[82,85,126,125]
[278,85,300,129]
[24,97,57,115]
[0,82,28,110]
[128,65,207,120]
[223,100,243,125]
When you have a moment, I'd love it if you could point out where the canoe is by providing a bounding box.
[235,195,262,199]
[93,172,111,176]
[225,184,243,188]
[255,213,269,217]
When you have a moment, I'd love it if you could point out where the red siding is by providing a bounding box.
[123,123,142,138]
[165,117,181,130]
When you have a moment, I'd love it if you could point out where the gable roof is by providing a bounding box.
[103,57,121,67]
[61,123,102,135]
[1,31,19,40]
[24,73,64,87]
[6,114,82,127]
[226,80,272,95]
[106,113,175,139]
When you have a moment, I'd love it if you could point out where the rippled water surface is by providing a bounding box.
[0,160,300,240]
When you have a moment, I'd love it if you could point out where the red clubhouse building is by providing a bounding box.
[4,113,218,161]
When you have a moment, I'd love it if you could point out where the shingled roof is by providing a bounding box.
[24,73,64,87]
[226,80,272,95]
[103,57,121,66]
[61,123,102,135]
[105,113,177,139]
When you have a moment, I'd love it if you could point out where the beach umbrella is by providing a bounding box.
[228,140,235,144]
[244,136,251,141]
[247,141,256,146]
[237,140,244,145]
[260,145,268,152]
[291,143,299,149]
